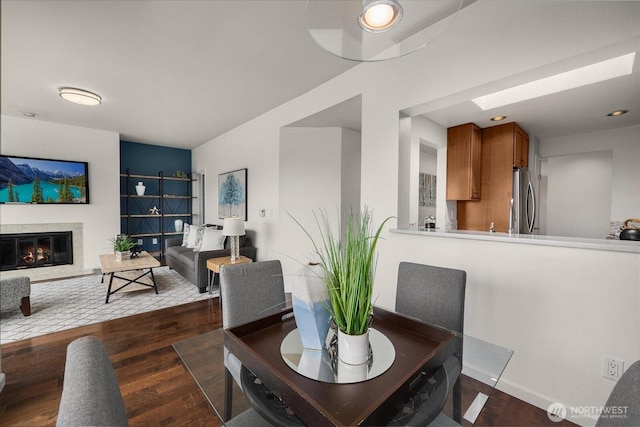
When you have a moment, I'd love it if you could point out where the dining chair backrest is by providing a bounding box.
[220,260,286,329]
[396,262,466,334]
[394,262,467,425]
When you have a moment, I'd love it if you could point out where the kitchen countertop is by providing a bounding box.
[390,228,640,254]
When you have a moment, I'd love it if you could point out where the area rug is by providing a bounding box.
[0,266,216,344]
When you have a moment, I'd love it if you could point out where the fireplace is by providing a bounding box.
[0,231,73,271]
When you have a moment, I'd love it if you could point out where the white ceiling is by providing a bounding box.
[1,0,357,149]
[2,1,639,150]
[419,51,640,140]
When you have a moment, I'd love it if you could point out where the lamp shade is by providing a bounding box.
[222,217,245,236]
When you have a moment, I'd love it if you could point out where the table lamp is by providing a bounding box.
[223,217,245,261]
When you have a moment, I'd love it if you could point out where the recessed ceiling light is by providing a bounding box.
[472,52,636,111]
[23,112,37,118]
[607,109,629,117]
[59,87,102,106]
[491,115,507,121]
[358,0,403,33]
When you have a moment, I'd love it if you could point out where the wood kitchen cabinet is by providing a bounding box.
[446,123,482,200]
[457,122,529,232]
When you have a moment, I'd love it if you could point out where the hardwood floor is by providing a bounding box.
[0,299,574,426]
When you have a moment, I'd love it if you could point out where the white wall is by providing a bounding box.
[546,151,613,238]
[0,115,121,277]
[192,2,640,423]
[278,127,361,291]
[539,125,640,224]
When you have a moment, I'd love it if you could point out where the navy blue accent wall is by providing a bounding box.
[120,140,191,176]
[119,141,192,256]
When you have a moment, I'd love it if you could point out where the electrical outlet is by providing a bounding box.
[137,239,143,246]
[603,357,624,381]
[152,238,158,245]
[259,208,266,217]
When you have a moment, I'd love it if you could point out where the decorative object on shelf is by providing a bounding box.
[291,262,331,351]
[306,0,463,62]
[135,181,146,196]
[149,206,160,215]
[222,217,245,261]
[130,245,142,258]
[290,207,393,365]
[110,234,136,262]
[218,168,247,220]
[174,218,184,232]
[173,170,187,179]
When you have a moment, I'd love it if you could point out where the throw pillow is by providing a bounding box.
[181,223,191,246]
[186,225,204,249]
[196,228,226,252]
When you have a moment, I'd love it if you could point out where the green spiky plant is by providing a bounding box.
[111,234,136,252]
[290,207,393,336]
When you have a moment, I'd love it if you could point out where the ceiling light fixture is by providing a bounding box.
[491,115,507,121]
[607,109,629,117]
[358,0,403,33]
[59,87,102,106]
[472,52,636,111]
[306,0,463,62]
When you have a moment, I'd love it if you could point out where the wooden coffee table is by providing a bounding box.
[99,251,161,303]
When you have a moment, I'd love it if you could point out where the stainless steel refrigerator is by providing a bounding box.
[510,168,537,234]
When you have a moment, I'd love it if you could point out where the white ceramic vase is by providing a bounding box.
[135,181,146,196]
[174,219,184,232]
[338,329,370,365]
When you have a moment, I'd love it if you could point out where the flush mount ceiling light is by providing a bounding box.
[307,0,463,62]
[358,0,403,33]
[472,52,636,111]
[491,115,507,121]
[607,109,629,117]
[59,87,102,106]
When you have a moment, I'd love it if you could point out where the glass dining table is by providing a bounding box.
[174,306,513,426]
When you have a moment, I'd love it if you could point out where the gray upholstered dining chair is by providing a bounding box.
[220,260,287,423]
[392,262,466,426]
[595,359,640,427]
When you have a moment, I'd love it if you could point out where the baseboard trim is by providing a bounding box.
[496,379,592,427]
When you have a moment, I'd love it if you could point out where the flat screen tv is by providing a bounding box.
[0,155,89,204]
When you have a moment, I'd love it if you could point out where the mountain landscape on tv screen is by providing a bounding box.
[0,156,87,204]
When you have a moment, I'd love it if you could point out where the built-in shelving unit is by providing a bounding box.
[120,169,198,259]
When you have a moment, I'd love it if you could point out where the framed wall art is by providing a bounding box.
[218,168,247,220]
[419,173,436,207]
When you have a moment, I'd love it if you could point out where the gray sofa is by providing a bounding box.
[165,228,257,293]
[56,335,128,426]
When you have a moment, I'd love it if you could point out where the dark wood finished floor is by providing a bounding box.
[0,298,575,426]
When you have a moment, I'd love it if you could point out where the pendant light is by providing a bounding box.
[358,0,403,33]
[306,0,463,62]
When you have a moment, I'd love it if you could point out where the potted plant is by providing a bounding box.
[292,207,393,365]
[111,234,136,261]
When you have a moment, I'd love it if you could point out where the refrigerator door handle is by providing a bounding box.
[526,181,536,233]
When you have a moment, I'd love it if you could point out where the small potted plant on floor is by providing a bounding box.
[111,234,136,261]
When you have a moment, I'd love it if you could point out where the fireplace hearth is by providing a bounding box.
[1,231,73,271]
